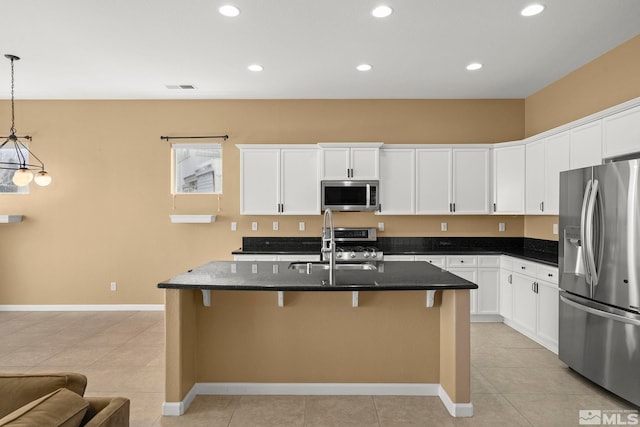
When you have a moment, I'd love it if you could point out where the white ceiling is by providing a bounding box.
[1,0,639,100]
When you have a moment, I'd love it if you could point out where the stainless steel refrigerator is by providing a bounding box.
[559,158,640,406]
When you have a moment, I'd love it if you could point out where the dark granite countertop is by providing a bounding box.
[158,261,478,292]
[232,237,559,267]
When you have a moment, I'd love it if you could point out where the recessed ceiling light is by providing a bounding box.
[466,62,483,71]
[219,5,240,17]
[248,64,263,72]
[521,4,545,17]
[356,64,372,71]
[372,5,393,18]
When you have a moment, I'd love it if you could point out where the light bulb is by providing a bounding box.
[12,168,33,186]
[34,170,52,186]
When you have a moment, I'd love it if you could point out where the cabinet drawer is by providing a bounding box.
[478,255,500,267]
[512,259,537,277]
[446,255,477,268]
[233,254,278,261]
[385,255,416,261]
[501,256,515,271]
[415,255,446,268]
[537,265,559,285]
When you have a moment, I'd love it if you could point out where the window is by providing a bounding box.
[172,143,222,194]
[0,144,29,194]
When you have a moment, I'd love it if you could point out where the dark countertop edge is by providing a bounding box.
[157,283,478,291]
[232,248,558,267]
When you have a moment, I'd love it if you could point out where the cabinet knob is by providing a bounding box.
[460,260,464,263]
[548,273,553,277]
[521,266,526,270]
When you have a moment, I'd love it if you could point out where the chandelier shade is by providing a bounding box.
[0,54,51,187]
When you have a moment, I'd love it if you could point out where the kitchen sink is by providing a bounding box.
[288,261,378,274]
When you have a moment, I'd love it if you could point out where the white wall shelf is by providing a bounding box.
[0,215,23,223]
[169,215,216,224]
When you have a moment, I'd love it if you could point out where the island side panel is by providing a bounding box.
[194,290,440,383]
[439,289,471,403]
[165,289,198,402]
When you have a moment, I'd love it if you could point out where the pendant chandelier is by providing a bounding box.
[0,54,51,187]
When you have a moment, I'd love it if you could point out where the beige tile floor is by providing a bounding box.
[0,311,637,426]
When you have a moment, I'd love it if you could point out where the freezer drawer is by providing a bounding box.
[559,292,640,406]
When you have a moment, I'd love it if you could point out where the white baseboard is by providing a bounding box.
[438,386,474,417]
[471,314,503,323]
[0,304,164,312]
[162,382,473,418]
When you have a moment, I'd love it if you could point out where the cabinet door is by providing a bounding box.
[240,149,280,215]
[493,145,525,214]
[384,255,416,261]
[477,268,500,315]
[499,269,513,320]
[321,148,350,179]
[416,149,452,214]
[447,268,478,313]
[537,280,559,350]
[452,148,489,214]
[525,140,545,214]
[351,147,379,179]
[379,149,415,214]
[280,149,320,215]
[544,132,570,214]
[603,105,640,159]
[571,121,602,169]
[511,273,537,336]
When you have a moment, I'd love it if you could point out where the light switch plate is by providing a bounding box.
[441,222,447,232]
[299,222,305,231]
[378,222,385,232]
[553,223,559,235]
[231,221,237,231]
[273,221,279,231]
[499,222,505,232]
[251,222,258,231]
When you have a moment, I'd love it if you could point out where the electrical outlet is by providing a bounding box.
[378,222,385,232]
[499,222,506,232]
[553,223,559,235]
[273,221,279,231]
[231,221,237,231]
[441,222,448,232]
[299,221,305,231]
[110,282,117,291]
[251,222,258,231]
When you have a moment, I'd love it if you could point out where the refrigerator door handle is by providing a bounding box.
[580,179,593,286]
[561,294,640,326]
[585,179,600,287]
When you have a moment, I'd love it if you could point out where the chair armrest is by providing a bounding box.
[82,396,130,427]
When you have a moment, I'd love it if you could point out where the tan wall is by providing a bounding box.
[525,34,640,137]
[0,99,524,305]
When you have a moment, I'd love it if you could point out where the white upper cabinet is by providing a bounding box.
[416,148,452,214]
[570,121,602,169]
[452,148,490,214]
[416,148,489,214]
[378,148,415,214]
[492,144,525,214]
[544,132,571,214]
[240,146,319,215]
[319,143,381,180]
[525,132,570,215]
[603,104,640,159]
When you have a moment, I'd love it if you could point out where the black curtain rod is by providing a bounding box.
[160,135,229,141]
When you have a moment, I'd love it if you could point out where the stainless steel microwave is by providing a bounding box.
[321,180,379,212]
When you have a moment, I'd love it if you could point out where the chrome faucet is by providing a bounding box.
[321,208,336,286]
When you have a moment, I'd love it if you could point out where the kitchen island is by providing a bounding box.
[158,260,478,418]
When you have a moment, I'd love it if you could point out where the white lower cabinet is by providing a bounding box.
[499,256,514,321]
[446,255,500,321]
[503,257,559,353]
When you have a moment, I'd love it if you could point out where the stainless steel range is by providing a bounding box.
[322,227,383,262]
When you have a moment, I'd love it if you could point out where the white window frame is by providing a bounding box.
[171,143,222,195]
